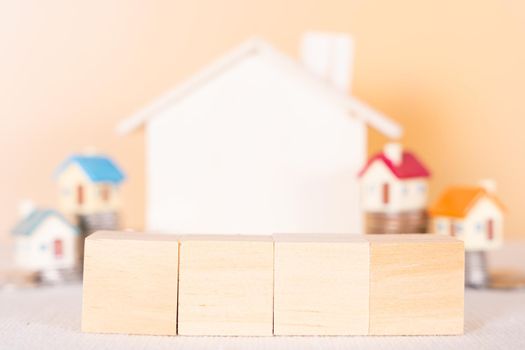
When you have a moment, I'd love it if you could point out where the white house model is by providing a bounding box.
[430,181,505,251]
[12,208,79,274]
[117,33,402,234]
[358,143,430,213]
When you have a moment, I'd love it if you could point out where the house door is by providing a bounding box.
[77,185,84,205]
[54,239,63,258]
[449,222,455,236]
[487,219,494,240]
[382,183,390,205]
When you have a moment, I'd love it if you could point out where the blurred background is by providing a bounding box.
[1,0,525,240]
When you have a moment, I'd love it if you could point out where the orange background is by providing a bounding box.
[1,0,524,239]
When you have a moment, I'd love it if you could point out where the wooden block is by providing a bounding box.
[81,231,179,335]
[178,235,273,336]
[367,234,464,335]
[274,234,369,335]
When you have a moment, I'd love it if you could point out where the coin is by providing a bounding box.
[488,268,525,290]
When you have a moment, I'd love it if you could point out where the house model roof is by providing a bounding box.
[358,151,430,179]
[429,187,505,218]
[116,38,402,138]
[56,154,125,184]
[11,209,79,236]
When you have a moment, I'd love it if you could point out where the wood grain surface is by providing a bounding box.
[81,231,179,335]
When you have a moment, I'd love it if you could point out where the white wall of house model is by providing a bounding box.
[118,33,402,234]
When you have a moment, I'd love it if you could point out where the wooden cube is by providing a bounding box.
[367,234,464,335]
[82,231,179,335]
[178,235,273,336]
[274,234,370,335]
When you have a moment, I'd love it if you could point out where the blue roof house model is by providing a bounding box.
[55,153,126,216]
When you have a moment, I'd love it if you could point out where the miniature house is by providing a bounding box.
[358,143,430,213]
[12,208,79,273]
[430,181,505,251]
[116,34,402,234]
[55,154,125,217]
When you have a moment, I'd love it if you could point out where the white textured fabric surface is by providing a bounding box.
[1,286,525,349]
[0,245,524,349]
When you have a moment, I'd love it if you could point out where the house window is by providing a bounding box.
[402,185,408,196]
[455,223,463,233]
[418,184,426,194]
[100,185,111,202]
[476,222,483,232]
[54,239,63,258]
[436,221,446,233]
[40,244,47,252]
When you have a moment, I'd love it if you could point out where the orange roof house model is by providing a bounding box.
[430,180,505,251]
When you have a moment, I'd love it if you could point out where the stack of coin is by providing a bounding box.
[465,251,489,288]
[365,210,428,234]
[78,212,119,234]
[39,267,81,285]
[76,212,120,270]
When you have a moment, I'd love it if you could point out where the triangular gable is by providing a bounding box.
[116,38,402,139]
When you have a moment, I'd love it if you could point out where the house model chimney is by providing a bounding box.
[18,199,35,218]
[384,143,403,166]
[300,32,354,93]
[479,179,497,193]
